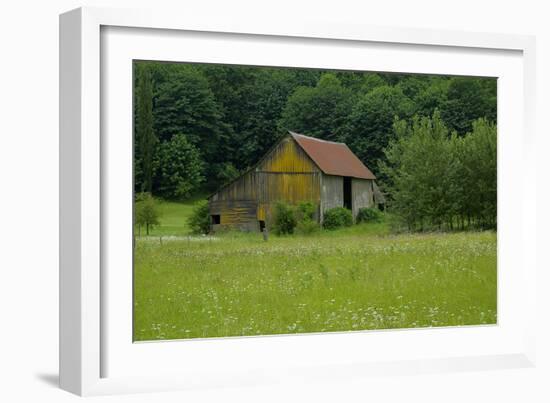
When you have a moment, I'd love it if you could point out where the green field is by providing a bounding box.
[133,201,497,341]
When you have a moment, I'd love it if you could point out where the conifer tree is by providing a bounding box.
[136,65,157,193]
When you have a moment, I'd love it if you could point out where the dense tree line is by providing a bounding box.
[381,113,497,230]
[134,61,497,229]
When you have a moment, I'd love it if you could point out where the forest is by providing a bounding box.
[134,61,497,230]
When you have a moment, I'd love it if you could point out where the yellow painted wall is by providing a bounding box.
[258,137,318,173]
[209,136,322,227]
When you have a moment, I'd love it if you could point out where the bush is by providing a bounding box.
[187,200,211,234]
[295,202,319,235]
[273,202,297,235]
[323,207,353,230]
[356,207,383,223]
[296,219,319,235]
[296,201,316,221]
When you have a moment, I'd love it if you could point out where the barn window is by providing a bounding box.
[211,214,221,224]
[259,220,266,232]
[343,176,352,210]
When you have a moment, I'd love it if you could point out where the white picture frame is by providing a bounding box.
[59,6,537,396]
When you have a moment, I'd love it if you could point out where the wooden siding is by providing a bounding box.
[258,136,319,173]
[209,200,259,231]
[352,179,374,218]
[208,134,383,230]
[209,137,322,229]
[321,176,374,221]
[321,175,344,222]
[209,172,321,204]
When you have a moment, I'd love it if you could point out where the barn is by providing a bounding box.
[208,131,385,232]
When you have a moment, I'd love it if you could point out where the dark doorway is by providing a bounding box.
[343,177,352,210]
[259,220,266,232]
[211,214,221,224]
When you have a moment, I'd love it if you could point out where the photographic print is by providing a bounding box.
[133,62,497,341]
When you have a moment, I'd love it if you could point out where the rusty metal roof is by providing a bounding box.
[290,131,376,180]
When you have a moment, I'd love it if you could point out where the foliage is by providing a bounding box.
[135,192,161,236]
[154,133,204,200]
[203,66,320,169]
[272,202,297,235]
[278,73,354,141]
[441,77,497,135]
[397,76,431,99]
[152,65,227,146]
[296,201,316,221]
[342,85,414,177]
[210,162,240,188]
[380,112,496,230]
[455,119,497,228]
[295,201,319,235]
[296,219,320,235]
[186,200,211,235]
[356,207,383,223]
[134,64,157,193]
[323,207,353,230]
[133,61,498,208]
[359,73,386,94]
[412,77,450,118]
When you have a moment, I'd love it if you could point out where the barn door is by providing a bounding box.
[343,176,352,210]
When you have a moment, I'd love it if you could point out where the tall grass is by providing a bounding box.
[134,213,496,341]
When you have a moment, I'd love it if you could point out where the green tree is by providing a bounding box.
[397,76,431,99]
[380,113,496,231]
[343,85,413,175]
[202,67,319,166]
[233,68,300,168]
[153,65,230,167]
[132,60,497,205]
[359,73,386,94]
[380,112,460,230]
[154,134,205,200]
[412,77,450,118]
[441,77,495,135]
[135,193,160,236]
[135,64,157,193]
[278,73,354,141]
[211,162,240,186]
[457,119,497,228]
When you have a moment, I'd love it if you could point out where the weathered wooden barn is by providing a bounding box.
[208,131,384,231]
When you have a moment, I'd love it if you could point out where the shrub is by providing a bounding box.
[296,219,319,235]
[356,207,383,223]
[135,192,161,236]
[187,200,211,234]
[323,207,353,230]
[295,201,319,235]
[272,202,297,235]
[296,201,316,221]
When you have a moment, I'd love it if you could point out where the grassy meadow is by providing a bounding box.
[133,201,497,341]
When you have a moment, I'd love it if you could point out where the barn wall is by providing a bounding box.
[208,136,322,229]
[352,179,374,218]
[209,171,322,204]
[321,175,344,220]
[257,172,321,222]
[209,199,259,231]
[258,136,319,173]
[209,171,258,202]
